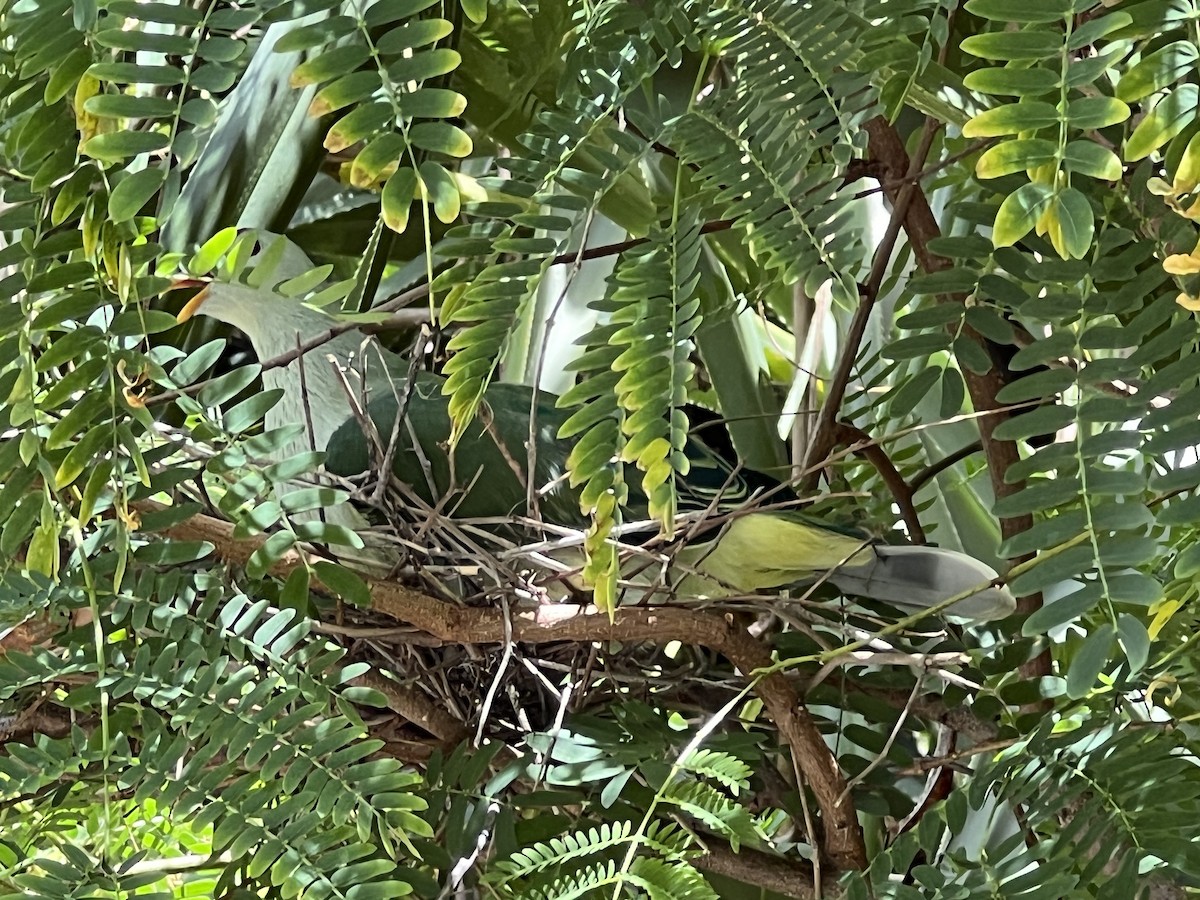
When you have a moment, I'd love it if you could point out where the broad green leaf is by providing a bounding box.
[975,138,1057,178]
[107,0,204,25]
[1023,586,1101,634]
[324,102,392,152]
[1066,622,1114,699]
[365,0,440,27]
[247,531,297,580]
[385,48,461,84]
[963,101,1059,137]
[992,181,1054,247]
[86,62,184,85]
[313,560,372,606]
[280,565,312,614]
[350,134,406,187]
[272,15,357,53]
[460,0,487,23]
[1125,85,1199,161]
[45,46,95,104]
[224,390,284,434]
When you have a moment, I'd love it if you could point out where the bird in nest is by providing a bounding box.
[174,238,1015,622]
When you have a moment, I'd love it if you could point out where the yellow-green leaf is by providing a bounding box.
[964,101,1059,137]
[975,138,1057,178]
[1125,85,1199,161]
[992,182,1054,247]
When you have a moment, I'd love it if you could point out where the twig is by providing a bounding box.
[803,116,943,481]
[834,420,925,543]
[908,440,982,493]
[837,675,924,805]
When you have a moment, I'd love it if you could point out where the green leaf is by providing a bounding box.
[964,0,1073,23]
[992,181,1054,247]
[313,560,373,606]
[86,62,184,85]
[84,94,177,119]
[1062,141,1122,180]
[45,47,96,104]
[108,167,166,223]
[198,364,262,407]
[975,138,1057,178]
[272,15,357,53]
[385,47,461,83]
[81,130,169,162]
[460,0,487,23]
[309,71,382,117]
[1125,85,1199,161]
[289,43,371,88]
[1117,41,1199,103]
[419,161,460,223]
[410,122,472,157]
[376,18,454,54]
[963,66,1059,96]
[1066,622,1113,699]
[1065,96,1129,130]
[224,390,284,434]
[1045,187,1094,260]
[188,227,239,276]
[1023,585,1100,634]
[324,102,393,152]
[960,31,1062,61]
[1117,613,1150,673]
[889,367,942,415]
[397,87,467,119]
[963,101,1059,137]
[350,134,406,187]
[280,566,312,614]
[382,167,419,232]
[247,531,297,580]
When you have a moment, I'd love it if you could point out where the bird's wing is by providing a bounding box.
[828,545,1016,621]
[325,375,584,525]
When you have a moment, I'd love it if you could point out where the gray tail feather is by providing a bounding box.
[829,545,1015,621]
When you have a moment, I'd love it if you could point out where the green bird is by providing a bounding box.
[176,244,1015,621]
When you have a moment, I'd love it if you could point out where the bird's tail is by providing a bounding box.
[830,545,1015,621]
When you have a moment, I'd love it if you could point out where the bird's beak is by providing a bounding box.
[176,283,211,323]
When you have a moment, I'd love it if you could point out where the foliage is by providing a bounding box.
[3,0,1200,898]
